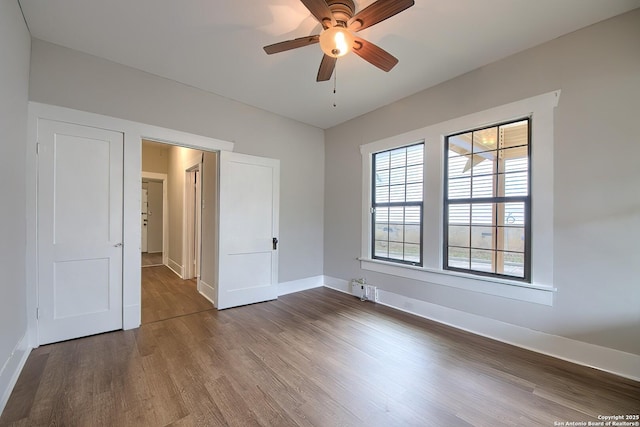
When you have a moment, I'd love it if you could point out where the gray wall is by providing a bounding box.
[200,151,218,292]
[146,181,163,253]
[324,9,640,355]
[0,0,30,393]
[29,39,325,283]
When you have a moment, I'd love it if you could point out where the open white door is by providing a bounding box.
[37,119,123,345]
[217,151,279,309]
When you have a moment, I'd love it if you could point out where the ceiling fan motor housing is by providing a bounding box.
[327,0,356,23]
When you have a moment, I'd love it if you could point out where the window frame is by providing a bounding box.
[371,143,425,267]
[359,90,560,306]
[443,118,532,281]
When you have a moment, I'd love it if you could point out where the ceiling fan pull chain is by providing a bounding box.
[333,64,337,107]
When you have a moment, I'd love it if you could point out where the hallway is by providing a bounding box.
[141,265,213,324]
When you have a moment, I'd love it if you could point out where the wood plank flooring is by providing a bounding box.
[2,287,638,426]
[142,252,164,267]
[141,266,213,324]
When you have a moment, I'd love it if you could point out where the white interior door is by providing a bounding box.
[37,119,123,345]
[217,151,279,309]
[141,187,148,253]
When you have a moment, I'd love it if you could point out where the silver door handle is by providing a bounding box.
[114,243,123,247]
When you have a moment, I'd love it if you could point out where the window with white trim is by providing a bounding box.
[372,143,424,266]
[444,118,531,281]
[359,91,559,305]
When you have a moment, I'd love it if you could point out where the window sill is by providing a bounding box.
[359,258,555,305]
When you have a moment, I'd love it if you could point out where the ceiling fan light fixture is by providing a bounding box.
[319,26,354,58]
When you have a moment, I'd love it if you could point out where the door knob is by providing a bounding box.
[114,243,123,248]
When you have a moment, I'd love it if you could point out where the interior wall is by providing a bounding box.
[29,39,325,283]
[145,181,163,253]
[200,152,218,296]
[324,9,640,356]
[141,142,169,174]
[0,0,31,409]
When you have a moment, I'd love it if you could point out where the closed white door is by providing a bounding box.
[217,151,279,309]
[141,188,148,253]
[37,119,123,345]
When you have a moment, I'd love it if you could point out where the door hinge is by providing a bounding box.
[36,143,41,154]
[36,307,40,319]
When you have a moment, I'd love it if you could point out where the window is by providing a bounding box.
[444,119,530,281]
[360,90,558,305]
[372,143,424,265]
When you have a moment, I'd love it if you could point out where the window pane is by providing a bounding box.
[375,169,389,186]
[448,204,470,225]
[448,225,469,247]
[387,223,404,243]
[404,243,420,263]
[472,203,493,225]
[497,251,525,278]
[405,224,421,244]
[448,247,469,269]
[471,226,494,250]
[389,148,406,169]
[374,240,388,258]
[405,206,421,224]
[389,242,404,260]
[449,132,472,156]
[471,249,494,273]
[502,147,528,171]
[499,226,525,252]
[406,164,423,183]
[375,185,389,203]
[448,155,471,179]
[472,174,496,198]
[389,185,405,202]
[499,172,528,197]
[375,151,390,170]
[500,202,525,226]
[471,153,495,175]
[473,126,498,153]
[406,183,422,202]
[448,177,470,199]
[374,223,389,240]
[389,167,405,185]
[501,120,528,149]
[406,144,423,165]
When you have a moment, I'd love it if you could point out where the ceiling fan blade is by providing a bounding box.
[351,36,398,72]
[348,0,414,32]
[317,54,337,81]
[263,35,320,54]
[300,0,336,28]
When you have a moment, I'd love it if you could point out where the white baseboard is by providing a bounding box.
[198,279,216,306]
[278,275,324,296]
[322,275,640,382]
[123,304,141,330]
[167,258,183,278]
[0,333,31,416]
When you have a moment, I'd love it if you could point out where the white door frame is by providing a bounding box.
[141,171,168,266]
[26,102,234,346]
[183,158,202,281]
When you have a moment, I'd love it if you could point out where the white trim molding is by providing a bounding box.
[26,102,234,341]
[278,275,325,296]
[359,90,560,304]
[322,276,640,382]
[0,334,31,415]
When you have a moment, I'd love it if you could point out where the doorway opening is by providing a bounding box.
[140,140,217,324]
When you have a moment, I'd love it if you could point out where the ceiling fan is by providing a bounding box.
[263,0,415,82]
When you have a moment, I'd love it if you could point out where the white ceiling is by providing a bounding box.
[19,0,640,129]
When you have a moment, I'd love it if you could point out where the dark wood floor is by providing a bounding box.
[141,265,213,324]
[2,287,638,426]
